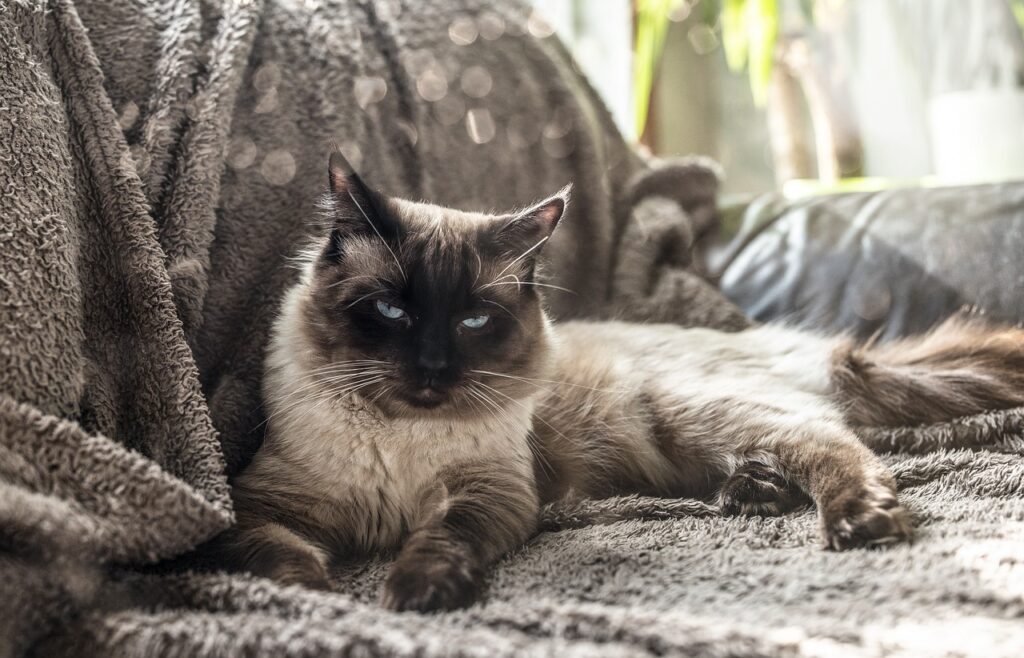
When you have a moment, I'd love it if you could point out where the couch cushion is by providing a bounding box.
[715,182,1024,339]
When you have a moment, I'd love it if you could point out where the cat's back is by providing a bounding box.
[550,320,836,404]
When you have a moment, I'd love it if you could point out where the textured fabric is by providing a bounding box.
[36,448,1024,657]
[1,0,1022,656]
[715,183,1024,340]
[1,0,744,655]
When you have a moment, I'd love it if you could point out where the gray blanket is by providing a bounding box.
[1,1,1021,656]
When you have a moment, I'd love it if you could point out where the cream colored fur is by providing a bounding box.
[249,262,867,547]
[239,273,540,552]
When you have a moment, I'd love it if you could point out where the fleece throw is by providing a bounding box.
[1,0,1022,656]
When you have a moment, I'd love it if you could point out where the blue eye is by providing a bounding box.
[375,300,407,320]
[461,314,489,329]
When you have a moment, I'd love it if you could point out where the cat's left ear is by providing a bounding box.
[328,150,375,204]
[325,149,399,244]
[495,184,571,254]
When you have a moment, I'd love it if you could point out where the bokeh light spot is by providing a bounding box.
[118,101,139,130]
[260,149,296,186]
[354,76,388,109]
[460,66,493,98]
[338,141,363,171]
[670,2,693,22]
[543,106,575,140]
[395,119,419,146]
[376,0,400,21]
[403,49,435,77]
[253,62,281,92]
[507,114,541,149]
[466,108,496,144]
[851,282,892,321]
[416,66,449,102]
[254,88,279,114]
[449,15,478,46]
[434,95,466,126]
[227,136,258,170]
[527,11,556,38]
[542,132,575,159]
[688,23,719,54]
[478,11,506,40]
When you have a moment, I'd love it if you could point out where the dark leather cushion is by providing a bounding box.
[713,182,1024,340]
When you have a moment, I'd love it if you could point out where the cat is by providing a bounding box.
[221,152,1024,612]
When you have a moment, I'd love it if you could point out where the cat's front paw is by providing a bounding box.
[381,552,481,613]
[821,483,912,550]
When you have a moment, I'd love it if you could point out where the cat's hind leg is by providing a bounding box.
[764,420,912,550]
[718,457,810,517]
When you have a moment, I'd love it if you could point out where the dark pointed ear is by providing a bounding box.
[495,184,571,255]
[328,150,362,196]
[324,150,398,259]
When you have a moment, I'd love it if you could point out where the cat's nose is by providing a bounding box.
[417,354,448,382]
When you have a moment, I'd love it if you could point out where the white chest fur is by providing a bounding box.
[267,390,534,506]
[248,285,535,550]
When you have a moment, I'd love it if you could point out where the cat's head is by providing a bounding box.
[298,152,569,418]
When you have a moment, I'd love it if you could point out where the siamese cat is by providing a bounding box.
[223,153,1024,612]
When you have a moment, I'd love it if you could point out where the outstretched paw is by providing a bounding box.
[719,461,808,517]
[821,483,912,550]
[381,552,481,613]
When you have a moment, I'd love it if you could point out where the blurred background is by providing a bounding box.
[530,0,1024,197]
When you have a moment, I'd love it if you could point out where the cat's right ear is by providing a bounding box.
[494,185,571,256]
[325,151,398,257]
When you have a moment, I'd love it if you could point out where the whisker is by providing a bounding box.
[481,299,525,329]
[480,281,576,295]
[463,382,555,475]
[367,382,395,406]
[472,250,484,289]
[470,369,625,394]
[469,368,563,401]
[490,235,550,283]
[478,272,522,291]
[282,365,391,389]
[267,360,393,409]
[282,371,391,400]
[471,379,570,451]
[261,373,388,427]
[268,377,387,441]
[461,388,488,419]
[344,289,388,310]
[469,380,556,477]
[325,274,384,290]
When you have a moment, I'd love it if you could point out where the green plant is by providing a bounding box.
[633,0,1024,140]
[720,0,779,107]
[632,0,682,138]
[632,0,820,137]
[632,0,785,138]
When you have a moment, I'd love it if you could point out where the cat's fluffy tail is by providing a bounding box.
[831,315,1024,429]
